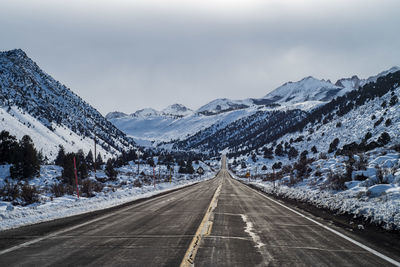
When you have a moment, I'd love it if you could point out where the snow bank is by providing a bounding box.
[0,175,214,231]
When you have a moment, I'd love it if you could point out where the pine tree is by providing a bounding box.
[10,135,40,179]
[86,150,94,170]
[263,147,274,159]
[62,153,76,185]
[328,138,340,153]
[288,147,299,160]
[0,130,19,164]
[275,144,284,157]
[251,153,257,163]
[94,152,104,170]
[241,162,247,169]
[77,149,88,179]
[105,159,118,180]
[55,145,65,166]
[185,160,195,174]
[378,132,390,146]
[311,146,318,154]
[147,157,155,167]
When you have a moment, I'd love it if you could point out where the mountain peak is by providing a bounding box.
[105,111,128,120]
[196,98,251,116]
[1,49,28,60]
[162,104,193,117]
[263,76,341,104]
[131,108,160,118]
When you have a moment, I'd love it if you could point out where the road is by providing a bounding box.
[0,156,399,266]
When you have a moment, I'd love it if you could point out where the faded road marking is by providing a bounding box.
[240,214,265,249]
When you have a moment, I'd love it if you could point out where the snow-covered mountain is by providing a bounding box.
[196,98,252,116]
[108,71,382,146]
[108,66,399,156]
[131,108,161,119]
[0,49,134,160]
[262,76,352,104]
[162,104,193,117]
[108,105,256,145]
[105,111,128,120]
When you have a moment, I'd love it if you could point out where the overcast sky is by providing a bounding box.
[1,0,400,115]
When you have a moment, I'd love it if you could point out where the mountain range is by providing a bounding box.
[107,66,400,151]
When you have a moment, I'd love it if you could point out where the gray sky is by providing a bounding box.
[1,0,400,115]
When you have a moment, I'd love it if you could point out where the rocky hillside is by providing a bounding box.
[0,49,134,159]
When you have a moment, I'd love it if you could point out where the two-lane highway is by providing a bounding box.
[0,156,399,266]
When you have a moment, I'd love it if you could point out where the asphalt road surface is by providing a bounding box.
[0,156,399,266]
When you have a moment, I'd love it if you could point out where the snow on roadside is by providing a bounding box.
[236,178,400,230]
[0,173,215,231]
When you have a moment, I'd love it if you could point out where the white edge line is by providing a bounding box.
[0,208,120,256]
[237,179,400,267]
[0,180,210,256]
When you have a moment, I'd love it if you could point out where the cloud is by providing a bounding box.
[1,0,400,114]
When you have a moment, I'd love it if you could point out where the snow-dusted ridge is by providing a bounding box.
[0,49,134,159]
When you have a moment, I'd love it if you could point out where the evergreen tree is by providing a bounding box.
[378,132,390,146]
[261,165,267,171]
[77,149,88,179]
[389,95,398,106]
[241,161,247,169]
[54,145,65,166]
[62,153,76,185]
[94,152,104,170]
[272,162,282,172]
[311,146,318,154]
[275,144,284,157]
[299,150,308,162]
[105,159,118,180]
[86,150,94,170]
[251,153,257,163]
[263,147,274,159]
[363,132,372,142]
[10,135,40,179]
[38,150,46,165]
[0,130,19,164]
[328,138,340,153]
[147,157,155,167]
[288,147,299,160]
[185,160,195,174]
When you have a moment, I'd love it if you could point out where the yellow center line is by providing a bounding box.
[180,180,222,267]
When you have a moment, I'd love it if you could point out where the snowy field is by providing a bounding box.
[0,162,216,231]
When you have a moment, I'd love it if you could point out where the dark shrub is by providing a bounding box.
[51,183,65,197]
[20,184,40,205]
[133,179,142,188]
[354,174,368,181]
[327,171,350,190]
[0,183,20,202]
[81,179,103,197]
[328,138,340,153]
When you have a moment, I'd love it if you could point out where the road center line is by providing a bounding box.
[239,179,400,267]
[180,180,222,267]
